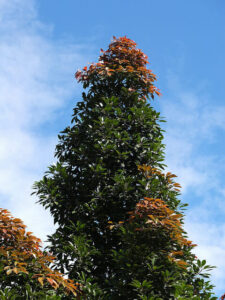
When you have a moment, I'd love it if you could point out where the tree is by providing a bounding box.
[0,207,80,299]
[33,36,217,299]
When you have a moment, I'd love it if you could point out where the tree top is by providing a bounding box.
[75,36,161,100]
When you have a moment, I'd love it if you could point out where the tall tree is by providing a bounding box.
[34,37,216,299]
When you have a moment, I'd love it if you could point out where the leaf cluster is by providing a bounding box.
[75,36,160,101]
[0,208,80,298]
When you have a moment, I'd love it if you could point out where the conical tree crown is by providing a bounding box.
[33,37,216,299]
[34,37,166,294]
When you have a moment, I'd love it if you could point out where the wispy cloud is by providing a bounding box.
[160,71,225,296]
[0,0,92,242]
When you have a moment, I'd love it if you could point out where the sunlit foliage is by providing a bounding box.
[0,208,80,298]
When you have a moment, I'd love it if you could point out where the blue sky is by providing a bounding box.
[1,0,225,297]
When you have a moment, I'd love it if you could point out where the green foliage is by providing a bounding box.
[33,36,217,299]
[0,286,62,299]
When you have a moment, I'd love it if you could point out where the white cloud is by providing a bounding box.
[184,220,225,294]
[0,0,90,242]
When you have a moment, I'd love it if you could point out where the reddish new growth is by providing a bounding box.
[129,195,197,269]
[0,208,80,296]
[75,36,160,101]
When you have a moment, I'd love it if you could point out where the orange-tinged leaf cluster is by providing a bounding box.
[138,165,181,192]
[128,197,196,269]
[128,197,188,243]
[109,165,197,270]
[0,208,80,297]
[75,36,161,101]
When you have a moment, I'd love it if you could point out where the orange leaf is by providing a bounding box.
[38,277,44,286]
